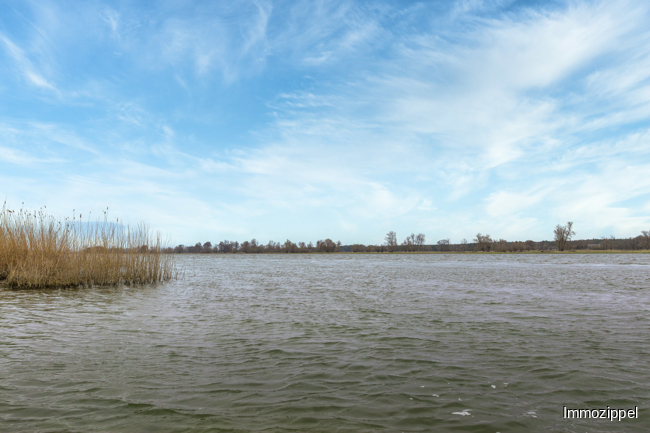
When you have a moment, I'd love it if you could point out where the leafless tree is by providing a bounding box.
[641,230,650,249]
[474,233,493,252]
[283,239,298,253]
[416,233,426,251]
[599,235,616,250]
[385,231,398,252]
[495,238,508,252]
[317,239,337,252]
[402,234,415,252]
[600,237,609,250]
[553,221,575,251]
[437,239,450,251]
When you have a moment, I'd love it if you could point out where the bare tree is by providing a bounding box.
[403,234,415,252]
[599,236,609,250]
[437,239,450,251]
[317,239,337,252]
[600,235,616,250]
[385,231,398,252]
[283,239,297,253]
[553,221,575,251]
[641,230,650,249]
[474,233,493,252]
[416,233,426,251]
[495,238,508,252]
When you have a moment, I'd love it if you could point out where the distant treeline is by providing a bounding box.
[164,239,341,254]
[165,229,650,254]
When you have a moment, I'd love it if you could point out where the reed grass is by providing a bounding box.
[0,203,177,289]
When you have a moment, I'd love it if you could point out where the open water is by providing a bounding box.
[1,254,649,432]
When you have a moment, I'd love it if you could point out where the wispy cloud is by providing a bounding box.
[102,8,120,39]
[0,33,59,92]
[0,145,62,165]
[1,0,650,244]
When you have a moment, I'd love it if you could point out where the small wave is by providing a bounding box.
[452,410,471,416]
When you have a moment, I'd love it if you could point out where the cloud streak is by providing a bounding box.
[0,33,59,92]
[1,0,650,244]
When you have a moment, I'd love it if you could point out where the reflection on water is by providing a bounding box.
[1,254,649,432]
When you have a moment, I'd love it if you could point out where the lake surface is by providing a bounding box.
[1,254,649,432]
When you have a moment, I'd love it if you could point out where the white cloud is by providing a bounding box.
[0,33,58,92]
[112,1,274,82]
[485,190,545,217]
[0,121,97,155]
[0,146,61,165]
[102,9,120,39]
[2,0,650,243]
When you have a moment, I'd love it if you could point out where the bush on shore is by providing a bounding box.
[0,203,176,289]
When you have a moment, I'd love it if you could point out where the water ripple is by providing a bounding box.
[1,254,649,432]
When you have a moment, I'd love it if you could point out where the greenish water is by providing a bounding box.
[1,254,649,432]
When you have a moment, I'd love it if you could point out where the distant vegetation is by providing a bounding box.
[168,225,650,254]
[5,204,644,290]
[167,238,342,254]
[554,221,575,251]
[0,203,176,289]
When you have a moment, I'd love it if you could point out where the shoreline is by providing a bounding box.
[173,250,650,255]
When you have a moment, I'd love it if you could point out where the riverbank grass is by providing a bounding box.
[0,204,176,289]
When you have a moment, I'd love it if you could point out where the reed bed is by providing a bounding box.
[0,203,177,289]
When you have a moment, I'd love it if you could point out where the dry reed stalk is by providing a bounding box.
[0,203,177,289]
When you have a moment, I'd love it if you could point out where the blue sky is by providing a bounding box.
[1,0,650,246]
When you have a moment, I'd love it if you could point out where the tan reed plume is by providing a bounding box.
[0,202,177,289]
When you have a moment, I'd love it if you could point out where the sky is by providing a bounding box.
[1,0,650,246]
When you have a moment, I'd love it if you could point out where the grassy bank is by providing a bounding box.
[0,204,176,289]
